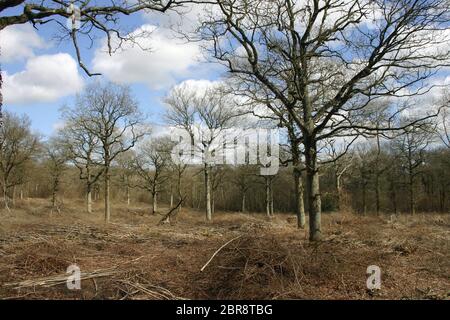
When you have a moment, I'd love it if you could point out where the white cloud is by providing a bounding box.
[52,121,66,132]
[143,4,209,31]
[92,24,203,89]
[171,79,221,95]
[0,24,47,63]
[3,53,84,105]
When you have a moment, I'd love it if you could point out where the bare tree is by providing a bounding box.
[115,150,136,206]
[134,136,171,215]
[323,139,354,212]
[44,137,68,213]
[287,120,306,228]
[59,109,103,213]
[262,175,275,217]
[0,112,38,211]
[69,82,146,222]
[354,145,372,215]
[194,0,449,239]
[210,165,226,215]
[165,83,238,221]
[437,107,450,149]
[392,121,434,215]
[435,90,450,148]
[168,154,187,214]
[231,165,257,212]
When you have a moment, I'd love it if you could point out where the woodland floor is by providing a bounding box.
[0,198,448,300]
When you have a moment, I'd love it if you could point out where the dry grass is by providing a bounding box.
[0,198,448,300]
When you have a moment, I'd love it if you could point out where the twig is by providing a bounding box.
[200,235,243,272]
[117,280,186,300]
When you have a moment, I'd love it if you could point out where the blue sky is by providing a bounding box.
[1,6,223,137]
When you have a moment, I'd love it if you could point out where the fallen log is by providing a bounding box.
[157,196,185,226]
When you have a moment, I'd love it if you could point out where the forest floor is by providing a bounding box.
[0,198,448,300]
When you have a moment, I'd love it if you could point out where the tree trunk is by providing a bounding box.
[305,138,322,241]
[177,174,182,213]
[375,134,381,215]
[52,189,56,208]
[294,169,306,228]
[52,177,59,209]
[152,191,158,214]
[241,192,246,212]
[265,176,271,217]
[362,182,367,216]
[375,174,380,215]
[126,184,130,206]
[205,164,212,221]
[270,177,274,216]
[3,178,9,211]
[409,175,415,215]
[104,167,111,223]
[86,186,92,213]
[389,179,397,214]
[86,165,92,213]
[336,173,343,212]
[439,185,445,212]
[12,185,16,207]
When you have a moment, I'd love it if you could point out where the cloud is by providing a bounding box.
[52,121,66,132]
[0,24,47,63]
[143,4,209,31]
[92,24,203,90]
[171,79,221,94]
[3,53,84,105]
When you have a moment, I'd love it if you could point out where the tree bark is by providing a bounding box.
[362,182,367,216]
[375,174,380,215]
[241,192,246,212]
[152,191,158,214]
[104,166,111,223]
[270,177,274,216]
[294,168,306,228]
[51,177,59,210]
[304,137,322,241]
[86,187,92,214]
[336,172,342,212]
[126,179,130,206]
[3,178,9,211]
[375,134,381,215]
[265,176,271,217]
[389,179,397,214]
[12,185,16,207]
[409,175,415,215]
[177,173,182,213]
[205,164,212,221]
[86,165,92,213]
